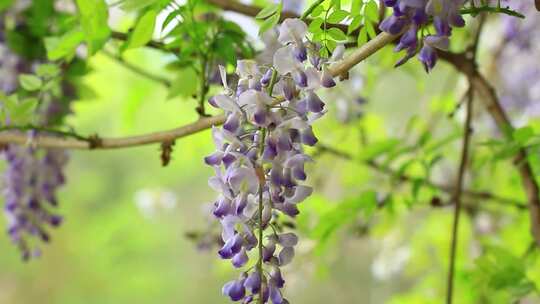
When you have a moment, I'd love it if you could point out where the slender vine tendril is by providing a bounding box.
[460,5,525,19]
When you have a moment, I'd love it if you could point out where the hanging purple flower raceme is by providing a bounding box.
[380,0,466,72]
[1,22,70,259]
[3,142,68,260]
[206,18,337,303]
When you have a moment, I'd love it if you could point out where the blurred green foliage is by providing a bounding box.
[1,0,540,303]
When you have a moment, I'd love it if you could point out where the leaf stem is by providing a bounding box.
[460,5,525,19]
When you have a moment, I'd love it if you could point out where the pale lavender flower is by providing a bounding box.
[206,18,335,303]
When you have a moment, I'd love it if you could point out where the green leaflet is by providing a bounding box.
[76,0,111,55]
[44,28,85,61]
[125,9,159,50]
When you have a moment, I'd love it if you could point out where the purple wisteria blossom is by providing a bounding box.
[1,18,70,260]
[380,0,466,72]
[496,1,540,116]
[3,144,68,260]
[206,18,337,303]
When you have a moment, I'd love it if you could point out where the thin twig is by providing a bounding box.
[446,87,474,304]
[438,49,540,247]
[0,32,398,149]
[315,144,526,209]
[101,49,172,87]
[460,5,525,19]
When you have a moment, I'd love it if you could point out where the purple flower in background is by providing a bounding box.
[206,18,336,303]
[3,145,68,260]
[1,15,70,260]
[379,0,466,71]
[496,1,540,116]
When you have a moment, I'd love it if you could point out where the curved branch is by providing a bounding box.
[316,144,526,209]
[0,32,398,150]
[439,51,540,247]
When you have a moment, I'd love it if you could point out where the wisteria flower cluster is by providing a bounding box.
[205,18,340,303]
[497,1,540,116]
[3,143,68,260]
[380,0,466,71]
[1,30,69,260]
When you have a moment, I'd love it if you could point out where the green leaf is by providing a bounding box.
[357,27,368,45]
[5,96,39,124]
[259,13,280,35]
[255,3,280,19]
[357,139,400,161]
[76,0,111,54]
[311,191,377,252]
[310,5,325,17]
[44,28,85,61]
[0,0,13,13]
[327,9,349,23]
[162,10,181,31]
[327,27,348,41]
[513,126,534,145]
[118,0,161,11]
[348,15,363,34]
[36,64,61,78]
[472,246,537,301]
[125,9,159,49]
[18,74,43,91]
[365,21,377,38]
[167,68,198,99]
[330,0,341,9]
[364,0,379,22]
[351,0,363,14]
[308,18,324,34]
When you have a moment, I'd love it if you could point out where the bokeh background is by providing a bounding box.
[1,0,540,303]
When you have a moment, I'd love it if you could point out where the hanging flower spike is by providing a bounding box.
[206,18,339,303]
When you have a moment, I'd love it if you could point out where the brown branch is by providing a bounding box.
[439,51,540,246]
[205,0,349,32]
[447,87,474,304]
[316,144,526,209]
[0,32,398,150]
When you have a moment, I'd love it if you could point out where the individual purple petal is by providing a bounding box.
[277,19,308,45]
[285,185,313,204]
[244,271,262,294]
[280,203,299,217]
[261,69,273,87]
[232,248,249,268]
[219,233,243,259]
[379,15,407,35]
[205,152,223,166]
[223,280,246,302]
[278,246,295,266]
[301,127,318,146]
[213,197,232,218]
[320,67,336,88]
[263,241,276,262]
[270,267,285,288]
[224,113,241,133]
[418,44,437,72]
[306,92,325,113]
[292,70,308,87]
[269,284,283,304]
[424,35,449,50]
[278,233,298,247]
[293,44,307,62]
